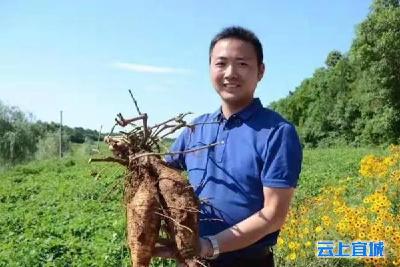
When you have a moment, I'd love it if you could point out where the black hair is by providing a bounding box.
[209,26,264,66]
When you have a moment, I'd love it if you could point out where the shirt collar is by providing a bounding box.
[210,98,263,122]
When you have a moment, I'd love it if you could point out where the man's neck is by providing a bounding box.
[221,98,254,119]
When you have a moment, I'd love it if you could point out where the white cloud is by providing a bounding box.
[112,62,191,74]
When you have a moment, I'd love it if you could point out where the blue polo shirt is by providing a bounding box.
[165,98,302,260]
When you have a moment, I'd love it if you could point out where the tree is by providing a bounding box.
[0,101,37,164]
[325,50,343,68]
[270,0,400,146]
[350,0,400,144]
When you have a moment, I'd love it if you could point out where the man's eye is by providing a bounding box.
[239,62,248,66]
[215,62,225,66]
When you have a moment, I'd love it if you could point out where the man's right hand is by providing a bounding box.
[153,238,213,266]
[153,241,178,259]
[153,239,188,266]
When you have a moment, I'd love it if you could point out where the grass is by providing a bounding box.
[0,145,387,266]
[294,146,385,205]
[0,143,132,266]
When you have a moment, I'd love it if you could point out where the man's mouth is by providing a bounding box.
[223,83,240,88]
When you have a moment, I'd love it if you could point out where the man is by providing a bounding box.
[157,26,302,267]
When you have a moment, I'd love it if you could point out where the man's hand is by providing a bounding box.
[153,238,178,258]
[152,237,213,266]
[199,238,214,258]
[152,240,188,267]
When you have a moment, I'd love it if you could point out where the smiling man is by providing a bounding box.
[161,26,303,267]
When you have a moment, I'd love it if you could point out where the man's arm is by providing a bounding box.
[206,187,294,254]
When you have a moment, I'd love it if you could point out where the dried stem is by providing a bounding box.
[194,259,208,267]
[89,157,129,166]
[154,211,193,234]
[188,121,220,128]
[166,205,201,213]
[130,141,223,161]
[150,112,192,130]
[140,113,149,147]
[128,89,142,115]
[158,124,186,139]
[116,113,147,127]
[108,122,118,136]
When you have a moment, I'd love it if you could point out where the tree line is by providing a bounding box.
[269,0,400,147]
[0,100,102,165]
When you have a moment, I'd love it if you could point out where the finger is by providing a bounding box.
[157,237,174,246]
[153,244,176,258]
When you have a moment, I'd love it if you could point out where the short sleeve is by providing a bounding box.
[164,127,190,170]
[261,123,302,188]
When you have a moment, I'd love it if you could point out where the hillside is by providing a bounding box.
[270,1,400,147]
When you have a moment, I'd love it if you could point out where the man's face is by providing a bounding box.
[210,38,264,107]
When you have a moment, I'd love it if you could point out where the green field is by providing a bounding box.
[0,145,390,266]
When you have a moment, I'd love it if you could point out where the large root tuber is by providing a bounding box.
[152,159,200,260]
[90,91,217,267]
[126,166,161,267]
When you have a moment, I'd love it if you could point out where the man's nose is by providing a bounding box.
[224,64,238,79]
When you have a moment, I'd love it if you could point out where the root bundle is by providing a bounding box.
[90,91,216,267]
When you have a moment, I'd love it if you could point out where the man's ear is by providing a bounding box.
[258,63,266,81]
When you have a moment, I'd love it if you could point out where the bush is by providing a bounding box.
[0,102,38,165]
[35,132,71,160]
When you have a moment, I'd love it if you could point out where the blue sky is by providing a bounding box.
[0,0,372,133]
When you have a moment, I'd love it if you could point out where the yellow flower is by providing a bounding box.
[288,241,300,250]
[321,215,329,221]
[321,215,331,226]
[315,226,323,233]
[289,252,297,261]
[383,156,396,166]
